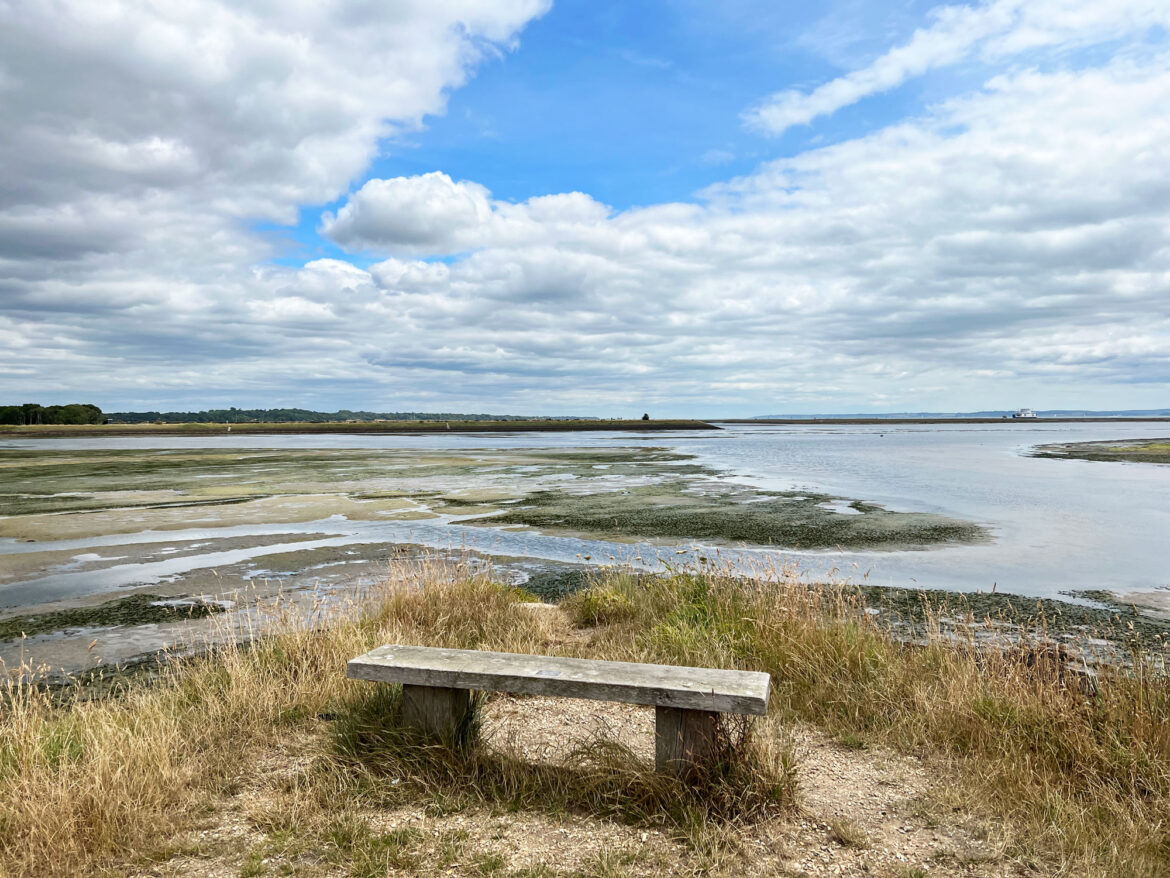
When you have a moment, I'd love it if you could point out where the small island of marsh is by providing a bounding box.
[458,481,984,549]
[1034,438,1170,465]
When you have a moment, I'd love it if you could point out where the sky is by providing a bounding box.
[1,0,1169,417]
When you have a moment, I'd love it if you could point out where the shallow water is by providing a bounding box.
[677,422,1170,596]
[2,422,1168,609]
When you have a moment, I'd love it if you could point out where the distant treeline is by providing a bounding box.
[0,403,105,425]
[105,407,528,424]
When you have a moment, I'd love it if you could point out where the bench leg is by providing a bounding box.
[401,684,471,742]
[655,706,719,778]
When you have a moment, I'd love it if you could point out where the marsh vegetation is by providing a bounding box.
[1035,438,1170,465]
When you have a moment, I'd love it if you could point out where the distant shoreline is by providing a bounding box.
[6,416,1170,438]
[0,418,719,438]
[720,417,1170,425]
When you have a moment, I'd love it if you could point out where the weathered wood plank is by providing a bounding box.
[400,684,470,741]
[655,706,720,776]
[347,644,769,716]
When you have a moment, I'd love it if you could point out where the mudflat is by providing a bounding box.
[0,442,987,671]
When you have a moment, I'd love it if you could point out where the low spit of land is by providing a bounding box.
[1034,438,1170,465]
[0,418,718,437]
[4,558,1170,877]
[728,417,1170,425]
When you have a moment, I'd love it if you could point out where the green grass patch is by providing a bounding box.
[562,587,637,626]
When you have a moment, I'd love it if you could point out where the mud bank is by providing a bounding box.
[458,481,984,550]
[1033,438,1170,464]
[1,444,984,606]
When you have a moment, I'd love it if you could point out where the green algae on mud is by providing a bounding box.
[0,593,227,642]
[1033,438,1170,465]
[459,481,985,550]
[0,446,699,515]
[0,442,991,628]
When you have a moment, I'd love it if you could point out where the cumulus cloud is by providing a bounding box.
[308,51,1170,409]
[0,0,550,402]
[0,0,548,272]
[320,175,612,256]
[322,173,495,254]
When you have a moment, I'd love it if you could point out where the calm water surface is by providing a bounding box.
[3,422,1168,603]
[683,423,1170,596]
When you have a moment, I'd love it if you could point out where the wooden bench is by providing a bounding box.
[347,644,770,776]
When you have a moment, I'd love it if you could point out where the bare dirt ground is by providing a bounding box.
[129,692,1028,878]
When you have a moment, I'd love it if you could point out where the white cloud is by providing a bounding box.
[321,175,613,256]
[301,51,1170,411]
[0,0,551,403]
[0,0,549,265]
[744,0,1170,136]
[322,173,495,254]
[247,296,336,324]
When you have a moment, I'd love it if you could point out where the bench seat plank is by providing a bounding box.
[347,644,769,716]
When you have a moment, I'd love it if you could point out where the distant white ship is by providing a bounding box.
[1011,407,1038,419]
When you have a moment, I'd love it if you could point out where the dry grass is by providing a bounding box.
[0,559,787,877]
[828,817,871,849]
[561,586,637,627]
[566,566,1170,876]
[1,557,1169,876]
